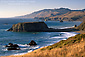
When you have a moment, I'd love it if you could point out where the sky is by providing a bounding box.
[0,0,85,18]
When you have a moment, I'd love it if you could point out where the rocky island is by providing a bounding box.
[7,22,78,32]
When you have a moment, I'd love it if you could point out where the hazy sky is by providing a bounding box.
[0,0,85,18]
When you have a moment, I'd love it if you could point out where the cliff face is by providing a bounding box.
[7,22,48,32]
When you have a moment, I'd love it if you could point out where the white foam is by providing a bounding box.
[14,53,27,56]
[18,44,30,48]
[13,46,40,56]
[62,32,77,38]
[28,50,33,53]
[62,39,67,40]
[29,46,39,50]
[2,49,8,51]
[0,29,8,31]
[49,32,77,39]
[60,26,74,29]
[49,36,65,39]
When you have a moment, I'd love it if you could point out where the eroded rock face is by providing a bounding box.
[7,22,49,32]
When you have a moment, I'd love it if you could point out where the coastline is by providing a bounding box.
[75,30,85,34]
[1,31,80,57]
[1,21,84,57]
[2,32,85,57]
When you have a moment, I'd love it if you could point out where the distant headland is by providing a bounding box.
[15,8,85,21]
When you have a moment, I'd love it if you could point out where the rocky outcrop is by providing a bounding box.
[5,43,20,50]
[28,40,37,46]
[7,22,78,32]
[74,25,77,27]
[7,22,49,32]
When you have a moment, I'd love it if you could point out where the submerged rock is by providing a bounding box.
[28,40,37,46]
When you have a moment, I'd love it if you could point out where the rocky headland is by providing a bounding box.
[16,8,85,21]
[7,22,78,32]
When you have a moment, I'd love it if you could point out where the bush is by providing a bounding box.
[71,15,82,21]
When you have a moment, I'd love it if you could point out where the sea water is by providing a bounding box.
[0,18,81,56]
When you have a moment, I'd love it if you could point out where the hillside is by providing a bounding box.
[3,34,85,57]
[17,8,85,21]
[76,21,85,30]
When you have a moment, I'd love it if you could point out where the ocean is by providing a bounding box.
[0,18,81,56]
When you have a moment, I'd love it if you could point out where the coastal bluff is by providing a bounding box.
[7,22,77,32]
[7,22,48,32]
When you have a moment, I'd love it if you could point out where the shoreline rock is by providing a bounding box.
[28,40,37,46]
[5,43,20,50]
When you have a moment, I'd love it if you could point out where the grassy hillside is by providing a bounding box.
[3,34,85,57]
[76,21,85,30]
[17,8,85,21]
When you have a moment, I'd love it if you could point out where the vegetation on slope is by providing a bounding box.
[41,34,85,50]
[76,21,85,30]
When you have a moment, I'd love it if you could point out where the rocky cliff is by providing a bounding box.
[7,22,78,32]
[7,22,49,32]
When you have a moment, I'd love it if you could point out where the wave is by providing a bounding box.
[14,50,33,56]
[60,26,74,29]
[49,32,77,39]
[0,29,8,31]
